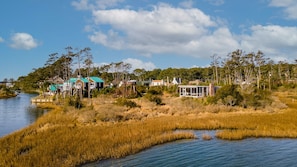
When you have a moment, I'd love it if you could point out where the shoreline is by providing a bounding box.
[0,93,17,99]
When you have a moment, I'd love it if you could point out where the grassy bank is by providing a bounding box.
[0,91,17,99]
[0,94,17,99]
[0,90,297,166]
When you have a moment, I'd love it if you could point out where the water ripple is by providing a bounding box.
[86,131,297,167]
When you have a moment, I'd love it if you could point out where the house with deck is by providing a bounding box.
[49,76,104,97]
[178,83,219,98]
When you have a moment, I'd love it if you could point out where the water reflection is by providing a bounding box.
[85,131,297,167]
[0,93,47,137]
[26,105,48,123]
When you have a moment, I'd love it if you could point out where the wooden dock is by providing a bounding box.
[31,97,53,103]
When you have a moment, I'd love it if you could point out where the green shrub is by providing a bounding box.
[91,89,100,98]
[99,87,115,95]
[282,83,297,89]
[147,86,163,95]
[242,89,272,109]
[165,85,178,94]
[145,93,164,105]
[68,96,84,109]
[208,84,243,106]
[115,97,140,108]
[135,85,147,94]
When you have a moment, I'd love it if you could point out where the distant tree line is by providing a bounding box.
[16,48,297,94]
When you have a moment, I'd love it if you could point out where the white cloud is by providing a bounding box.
[10,33,39,50]
[79,1,297,64]
[72,0,92,10]
[72,0,124,10]
[123,58,156,71]
[240,25,297,62]
[269,0,297,19]
[0,37,4,43]
[89,4,221,57]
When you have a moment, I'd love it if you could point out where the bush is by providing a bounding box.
[208,84,243,106]
[282,83,297,89]
[135,85,147,94]
[68,96,84,109]
[242,89,272,109]
[165,85,178,95]
[147,86,163,95]
[99,87,115,95]
[91,89,100,98]
[145,93,164,105]
[115,98,140,108]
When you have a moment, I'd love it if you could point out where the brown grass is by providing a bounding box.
[0,90,297,166]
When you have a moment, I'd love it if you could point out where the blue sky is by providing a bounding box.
[1,0,297,80]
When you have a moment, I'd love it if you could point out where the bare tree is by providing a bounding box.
[210,54,220,84]
[255,51,266,89]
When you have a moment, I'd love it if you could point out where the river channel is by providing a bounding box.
[86,131,297,167]
[0,93,46,137]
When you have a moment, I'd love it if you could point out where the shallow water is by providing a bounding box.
[0,93,47,137]
[85,131,297,167]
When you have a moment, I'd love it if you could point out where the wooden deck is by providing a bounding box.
[31,97,53,103]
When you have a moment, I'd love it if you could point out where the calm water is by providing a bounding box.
[85,131,297,167]
[0,93,47,137]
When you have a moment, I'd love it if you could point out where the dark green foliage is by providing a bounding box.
[165,85,178,96]
[91,89,100,98]
[208,85,243,106]
[145,87,164,105]
[135,85,147,94]
[147,86,163,95]
[115,98,140,108]
[68,96,84,109]
[282,83,297,89]
[242,89,272,109]
[99,87,115,95]
[208,84,272,109]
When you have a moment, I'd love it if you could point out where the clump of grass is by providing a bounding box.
[202,133,212,140]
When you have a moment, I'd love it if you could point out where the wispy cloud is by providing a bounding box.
[72,0,124,10]
[179,0,194,8]
[205,0,225,6]
[10,33,39,50]
[269,0,297,19]
[0,37,4,43]
[123,58,156,71]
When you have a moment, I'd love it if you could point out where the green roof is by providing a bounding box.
[89,77,104,83]
[49,84,63,91]
[68,77,89,83]
[67,77,104,83]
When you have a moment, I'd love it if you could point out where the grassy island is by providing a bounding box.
[0,86,17,99]
[1,89,297,167]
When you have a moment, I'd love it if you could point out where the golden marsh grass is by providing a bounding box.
[0,90,297,166]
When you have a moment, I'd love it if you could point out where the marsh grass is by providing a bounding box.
[0,106,196,167]
[1,91,297,166]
